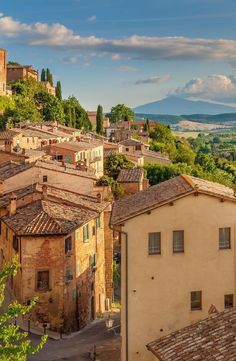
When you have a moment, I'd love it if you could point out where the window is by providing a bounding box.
[148,232,161,255]
[13,235,19,252]
[219,228,231,249]
[92,226,96,236]
[96,216,101,229]
[83,224,90,242]
[65,236,72,254]
[173,230,184,253]
[76,230,80,239]
[43,175,48,183]
[90,254,97,271]
[191,291,202,311]
[225,294,234,308]
[36,270,50,291]
[125,147,129,152]
[65,268,73,282]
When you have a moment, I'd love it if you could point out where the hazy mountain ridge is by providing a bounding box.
[134,96,236,116]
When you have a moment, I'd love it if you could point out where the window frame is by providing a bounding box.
[191,291,202,311]
[173,230,184,253]
[42,175,48,183]
[219,227,231,250]
[224,294,234,309]
[35,269,50,292]
[83,224,90,242]
[148,232,161,255]
[65,236,72,254]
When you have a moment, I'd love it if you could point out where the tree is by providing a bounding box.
[96,105,104,135]
[46,68,53,86]
[174,143,195,165]
[143,118,150,132]
[34,91,64,123]
[0,257,47,361]
[55,81,62,100]
[106,104,134,123]
[63,96,92,130]
[41,68,46,82]
[104,153,133,180]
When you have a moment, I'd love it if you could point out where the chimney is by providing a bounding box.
[42,185,48,199]
[9,193,17,216]
[234,186,236,197]
[22,148,26,155]
[5,140,12,153]
[96,192,102,203]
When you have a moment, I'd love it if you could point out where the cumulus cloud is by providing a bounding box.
[135,74,171,85]
[2,15,236,61]
[175,74,236,102]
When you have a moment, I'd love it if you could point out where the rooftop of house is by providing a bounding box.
[2,199,99,236]
[117,168,143,183]
[0,150,27,165]
[0,184,37,208]
[119,138,147,147]
[138,149,171,163]
[111,174,236,225]
[50,139,103,151]
[37,184,109,213]
[0,130,20,140]
[35,159,97,179]
[147,307,236,361]
[0,162,33,181]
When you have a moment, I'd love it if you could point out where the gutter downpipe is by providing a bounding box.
[112,225,128,361]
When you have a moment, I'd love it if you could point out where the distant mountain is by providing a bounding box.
[134,96,236,115]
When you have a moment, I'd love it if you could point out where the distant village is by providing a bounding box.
[1,47,236,361]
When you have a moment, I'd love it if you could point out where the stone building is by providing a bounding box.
[40,81,56,96]
[111,174,236,361]
[0,49,7,96]
[117,168,149,195]
[7,65,38,83]
[50,139,104,177]
[0,185,110,332]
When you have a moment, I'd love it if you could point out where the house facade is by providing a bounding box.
[111,174,236,361]
[0,187,108,332]
[7,64,38,83]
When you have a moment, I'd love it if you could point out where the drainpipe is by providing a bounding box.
[112,226,128,361]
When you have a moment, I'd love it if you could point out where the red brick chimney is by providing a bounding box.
[42,185,48,199]
[9,193,17,216]
[96,192,102,203]
[5,140,13,153]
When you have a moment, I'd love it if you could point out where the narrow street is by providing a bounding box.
[29,312,121,361]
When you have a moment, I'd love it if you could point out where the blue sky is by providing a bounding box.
[1,0,236,110]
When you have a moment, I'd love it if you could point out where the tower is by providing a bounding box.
[0,49,7,96]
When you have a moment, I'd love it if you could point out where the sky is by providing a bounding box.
[1,0,236,110]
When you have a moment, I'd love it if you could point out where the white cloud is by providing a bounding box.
[2,15,236,61]
[175,74,236,102]
[135,74,171,85]
[88,15,96,22]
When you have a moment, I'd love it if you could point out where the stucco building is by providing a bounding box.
[117,168,149,195]
[50,139,104,177]
[7,64,38,83]
[0,49,7,96]
[111,174,236,361]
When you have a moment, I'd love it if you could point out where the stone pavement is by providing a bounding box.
[28,312,121,361]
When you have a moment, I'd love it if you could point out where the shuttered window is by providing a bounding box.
[148,232,161,255]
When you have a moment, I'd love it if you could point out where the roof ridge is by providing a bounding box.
[180,173,195,188]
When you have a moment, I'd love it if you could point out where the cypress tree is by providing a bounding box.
[96,105,104,135]
[41,68,46,82]
[55,81,62,100]
[46,68,53,86]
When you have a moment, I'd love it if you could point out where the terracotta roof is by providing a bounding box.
[117,168,143,183]
[0,130,19,140]
[35,160,97,179]
[0,184,37,207]
[139,149,171,163]
[147,307,236,361]
[37,184,109,213]
[51,140,102,151]
[0,162,33,181]
[110,174,236,225]
[2,199,99,235]
[119,138,145,146]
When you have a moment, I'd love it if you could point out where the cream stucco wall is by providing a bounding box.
[120,193,236,361]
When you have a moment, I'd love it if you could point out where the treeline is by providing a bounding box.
[0,78,92,130]
[144,123,236,187]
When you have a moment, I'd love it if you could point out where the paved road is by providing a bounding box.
[29,312,121,361]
